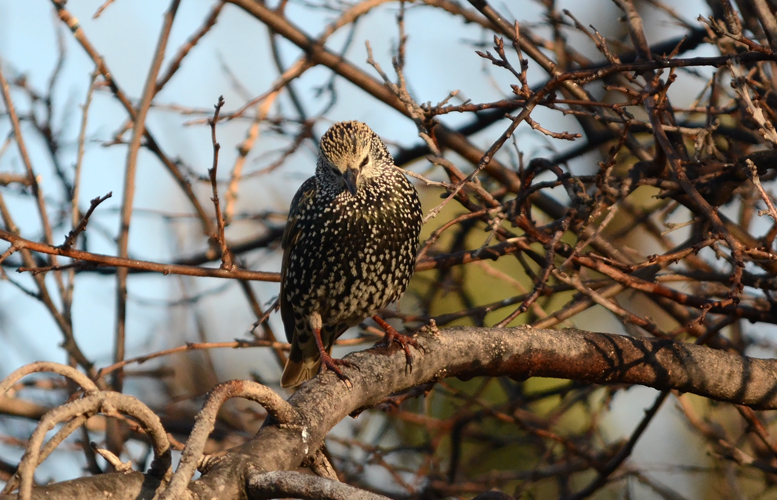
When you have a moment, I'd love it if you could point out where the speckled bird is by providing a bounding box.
[280,121,423,388]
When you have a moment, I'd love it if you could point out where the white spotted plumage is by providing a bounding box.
[279,121,423,387]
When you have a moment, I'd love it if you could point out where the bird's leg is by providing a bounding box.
[372,316,424,369]
[310,313,355,388]
[313,329,355,388]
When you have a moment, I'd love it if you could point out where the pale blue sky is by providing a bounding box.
[0,0,719,493]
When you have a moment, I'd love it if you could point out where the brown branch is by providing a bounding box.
[64,71,100,317]
[90,443,132,473]
[207,95,233,270]
[496,214,571,326]
[0,229,280,282]
[0,397,50,421]
[95,339,287,380]
[0,363,98,495]
[573,255,771,322]
[224,91,282,223]
[0,173,31,186]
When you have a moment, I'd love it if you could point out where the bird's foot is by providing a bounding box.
[310,320,357,388]
[372,316,424,371]
[318,352,357,388]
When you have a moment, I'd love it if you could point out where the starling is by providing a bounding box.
[280,121,423,388]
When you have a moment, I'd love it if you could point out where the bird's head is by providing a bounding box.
[317,121,390,195]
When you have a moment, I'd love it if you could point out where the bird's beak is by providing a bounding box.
[343,168,359,196]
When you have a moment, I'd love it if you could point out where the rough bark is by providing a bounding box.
[4,325,775,500]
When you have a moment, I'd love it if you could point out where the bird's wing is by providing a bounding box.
[280,176,317,343]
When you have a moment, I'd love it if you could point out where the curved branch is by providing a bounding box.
[0,415,88,495]
[0,361,99,394]
[160,380,297,500]
[14,392,171,500]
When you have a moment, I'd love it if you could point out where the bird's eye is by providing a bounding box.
[359,156,369,168]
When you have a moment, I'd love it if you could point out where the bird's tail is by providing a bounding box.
[280,354,321,388]
[281,325,343,388]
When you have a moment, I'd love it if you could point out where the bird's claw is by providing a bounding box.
[373,317,424,372]
[319,353,357,388]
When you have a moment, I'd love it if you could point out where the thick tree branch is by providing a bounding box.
[6,325,777,500]
[246,471,391,500]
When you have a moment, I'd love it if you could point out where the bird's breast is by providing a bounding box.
[286,183,420,325]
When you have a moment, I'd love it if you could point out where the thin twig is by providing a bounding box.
[61,192,113,250]
[208,95,233,270]
[0,228,280,281]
